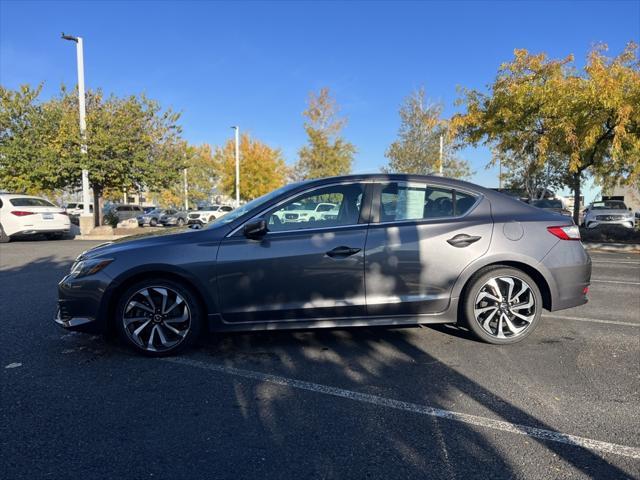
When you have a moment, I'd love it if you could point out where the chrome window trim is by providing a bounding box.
[374,181,483,226]
[226,180,374,237]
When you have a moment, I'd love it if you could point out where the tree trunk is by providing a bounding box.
[572,172,581,226]
[92,186,104,227]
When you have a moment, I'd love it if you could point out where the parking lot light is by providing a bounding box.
[61,32,92,227]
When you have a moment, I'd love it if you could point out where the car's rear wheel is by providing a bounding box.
[0,223,10,243]
[177,218,185,226]
[115,279,203,356]
[463,267,542,344]
[150,218,158,227]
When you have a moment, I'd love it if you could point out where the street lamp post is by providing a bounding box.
[231,126,240,207]
[61,33,92,230]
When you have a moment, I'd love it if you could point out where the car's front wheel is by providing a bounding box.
[115,279,203,356]
[463,267,542,345]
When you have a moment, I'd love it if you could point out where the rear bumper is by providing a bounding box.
[540,241,592,312]
[12,227,70,236]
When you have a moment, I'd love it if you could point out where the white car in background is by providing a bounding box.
[274,202,338,223]
[0,194,71,243]
[187,204,234,226]
[582,200,636,229]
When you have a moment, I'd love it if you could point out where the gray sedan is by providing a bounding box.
[55,174,591,356]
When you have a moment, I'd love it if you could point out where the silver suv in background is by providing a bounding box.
[583,200,636,229]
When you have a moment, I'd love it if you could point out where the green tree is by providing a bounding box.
[54,88,184,224]
[294,88,355,180]
[0,84,72,193]
[214,133,288,201]
[384,88,471,178]
[453,42,640,222]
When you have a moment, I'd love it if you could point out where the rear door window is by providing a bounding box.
[377,183,477,222]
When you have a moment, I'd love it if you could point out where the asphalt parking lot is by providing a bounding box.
[1,240,638,479]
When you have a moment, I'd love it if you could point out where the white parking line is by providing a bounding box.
[545,314,638,327]
[163,357,640,459]
[591,279,640,285]
[591,261,640,266]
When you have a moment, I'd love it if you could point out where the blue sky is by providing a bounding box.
[1,0,639,201]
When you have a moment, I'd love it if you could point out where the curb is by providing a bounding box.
[73,235,130,241]
[583,242,640,253]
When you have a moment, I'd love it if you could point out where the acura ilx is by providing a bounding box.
[55,174,591,356]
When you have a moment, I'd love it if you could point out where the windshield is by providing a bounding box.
[67,203,78,209]
[207,183,304,227]
[533,199,563,209]
[10,197,55,207]
[591,201,627,210]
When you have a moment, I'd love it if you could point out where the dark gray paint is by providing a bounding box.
[55,174,591,334]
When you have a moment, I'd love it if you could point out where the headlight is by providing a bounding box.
[70,258,114,278]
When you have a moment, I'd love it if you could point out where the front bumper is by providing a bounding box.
[54,271,111,333]
[586,219,635,229]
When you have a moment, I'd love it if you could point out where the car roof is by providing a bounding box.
[0,193,49,199]
[301,173,494,195]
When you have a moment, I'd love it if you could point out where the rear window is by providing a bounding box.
[533,199,563,209]
[9,198,55,207]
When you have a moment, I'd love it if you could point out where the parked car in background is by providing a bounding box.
[55,174,591,356]
[531,199,572,217]
[142,206,158,214]
[187,204,233,226]
[582,200,635,229]
[274,201,338,223]
[1,194,70,242]
[65,202,94,225]
[104,204,144,226]
[159,209,188,227]
[137,208,166,227]
[65,202,94,216]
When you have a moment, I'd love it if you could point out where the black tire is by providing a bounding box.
[114,278,204,357]
[0,223,10,243]
[462,266,542,345]
[177,218,185,226]
[45,232,64,240]
[150,218,158,227]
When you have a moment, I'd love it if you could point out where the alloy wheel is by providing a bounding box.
[122,286,191,353]
[473,276,536,339]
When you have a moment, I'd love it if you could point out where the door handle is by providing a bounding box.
[447,234,482,248]
[326,246,361,258]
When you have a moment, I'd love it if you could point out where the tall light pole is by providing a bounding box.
[231,126,240,207]
[183,168,189,211]
[61,33,92,226]
[439,134,444,176]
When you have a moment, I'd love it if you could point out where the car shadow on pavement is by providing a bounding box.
[193,326,634,479]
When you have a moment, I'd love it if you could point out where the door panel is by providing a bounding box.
[216,182,370,324]
[217,227,367,322]
[365,183,493,316]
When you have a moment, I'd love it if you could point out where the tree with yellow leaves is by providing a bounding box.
[213,133,288,201]
[453,42,639,222]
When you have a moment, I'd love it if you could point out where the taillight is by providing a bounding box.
[547,225,581,240]
[11,211,36,217]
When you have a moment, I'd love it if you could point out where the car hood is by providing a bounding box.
[77,225,227,260]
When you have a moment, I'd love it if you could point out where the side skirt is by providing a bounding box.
[207,298,461,333]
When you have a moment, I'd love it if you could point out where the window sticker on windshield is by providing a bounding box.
[396,188,426,220]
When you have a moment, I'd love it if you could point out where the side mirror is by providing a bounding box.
[243,218,268,239]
